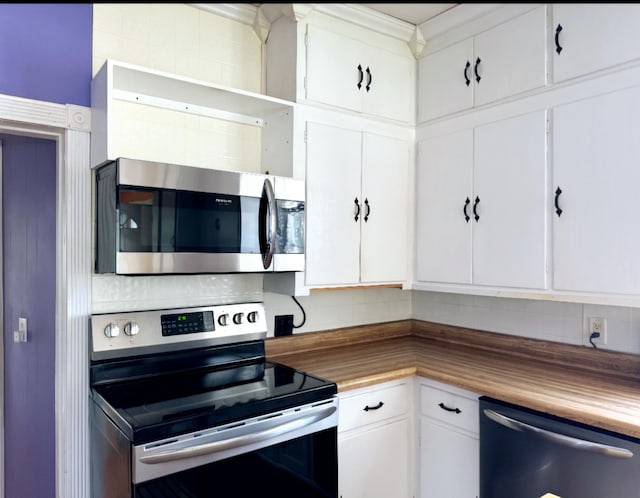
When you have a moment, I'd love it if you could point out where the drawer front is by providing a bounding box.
[339,382,408,433]
[420,384,479,434]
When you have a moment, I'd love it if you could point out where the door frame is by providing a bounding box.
[0,94,91,498]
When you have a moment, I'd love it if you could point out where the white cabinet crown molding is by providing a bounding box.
[312,3,417,44]
[206,3,420,53]
[191,3,272,42]
[191,3,257,26]
[419,3,543,57]
[258,3,315,24]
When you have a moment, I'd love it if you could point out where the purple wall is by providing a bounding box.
[0,4,92,106]
[0,5,92,497]
[3,134,57,498]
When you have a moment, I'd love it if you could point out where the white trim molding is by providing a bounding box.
[196,3,419,51]
[56,127,91,498]
[0,97,92,498]
[191,3,257,26]
[0,93,91,132]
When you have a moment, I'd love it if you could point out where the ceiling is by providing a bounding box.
[361,3,457,25]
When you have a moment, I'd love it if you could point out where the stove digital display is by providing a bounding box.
[161,311,215,336]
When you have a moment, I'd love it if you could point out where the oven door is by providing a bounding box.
[133,398,338,498]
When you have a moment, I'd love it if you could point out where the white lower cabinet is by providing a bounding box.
[417,378,480,498]
[338,380,411,498]
[337,377,480,498]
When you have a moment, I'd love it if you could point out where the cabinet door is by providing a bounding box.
[364,45,414,122]
[553,86,640,294]
[418,39,474,122]
[306,25,363,114]
[360,133,409,283]
[473,111,547,289]
[420,418,479,498]
[553,4,640,83]
[306,25,413,122]
[416,129,473,284]
[474,6,547,107]
[305,122,362,286]
[339,419,410,498]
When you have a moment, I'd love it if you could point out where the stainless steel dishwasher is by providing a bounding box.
[480,396,640,498]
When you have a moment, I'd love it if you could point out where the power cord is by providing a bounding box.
[589,332,600,349]
[291,296,307,329]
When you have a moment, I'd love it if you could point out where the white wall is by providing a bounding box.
[264,288,412,337]
[91,5,640,355]
[412,291,640,355]
[90,5,414,337]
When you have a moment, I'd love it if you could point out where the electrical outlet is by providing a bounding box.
[274,315,294,337]
[585,316,607,347]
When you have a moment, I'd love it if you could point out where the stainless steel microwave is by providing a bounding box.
[95,158,305,275]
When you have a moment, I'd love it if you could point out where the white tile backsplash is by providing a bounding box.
[90,5,640,358]
[263,288,412,337]
[412,290,640,354]
[91,274,263,314]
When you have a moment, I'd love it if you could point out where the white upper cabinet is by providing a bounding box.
[305,121,410,287]
[416,110,548,289]
[416,129,474,285]
[553,85,640,295]
[418,6,547,122]
[306,24,415,123]
[360,133,410,283]
[305,122,362,286]
[418,39,475,122]
[552,4,640,83]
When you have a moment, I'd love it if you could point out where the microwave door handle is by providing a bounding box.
[483,409,634,459]
[261,178,277,269]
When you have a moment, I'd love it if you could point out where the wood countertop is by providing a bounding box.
[265,320,640,439]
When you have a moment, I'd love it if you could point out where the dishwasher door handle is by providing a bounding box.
[483,408,634,459]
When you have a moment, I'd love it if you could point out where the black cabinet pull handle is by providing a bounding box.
[354,197,361,222]
[555,24,563,54]
[357,64,363,90]
[463,197,471,222]
[439,402,461,414]
[364,401,384,412]
[554,187,563,217]
[473,196,480,222]
[474,57,481,83]
[365,67,372,92]
[364,198,370,222]
[464,60,471,86]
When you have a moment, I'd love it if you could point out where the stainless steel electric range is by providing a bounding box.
[89,302,338,498]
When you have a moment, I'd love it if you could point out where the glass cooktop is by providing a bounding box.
[91,359,337,445]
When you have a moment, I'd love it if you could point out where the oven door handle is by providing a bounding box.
[139,404,337,464]
[483,409,634,459]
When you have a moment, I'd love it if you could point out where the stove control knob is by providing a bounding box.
[104,323,120,338]
[247,311,259,323]
[233,312,244,325]
[218,313,229,326]
[124,322,140,336]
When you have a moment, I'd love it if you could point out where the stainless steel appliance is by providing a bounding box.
[480,396,640,498]
[95,158,305,275]
[89,302,338,498]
